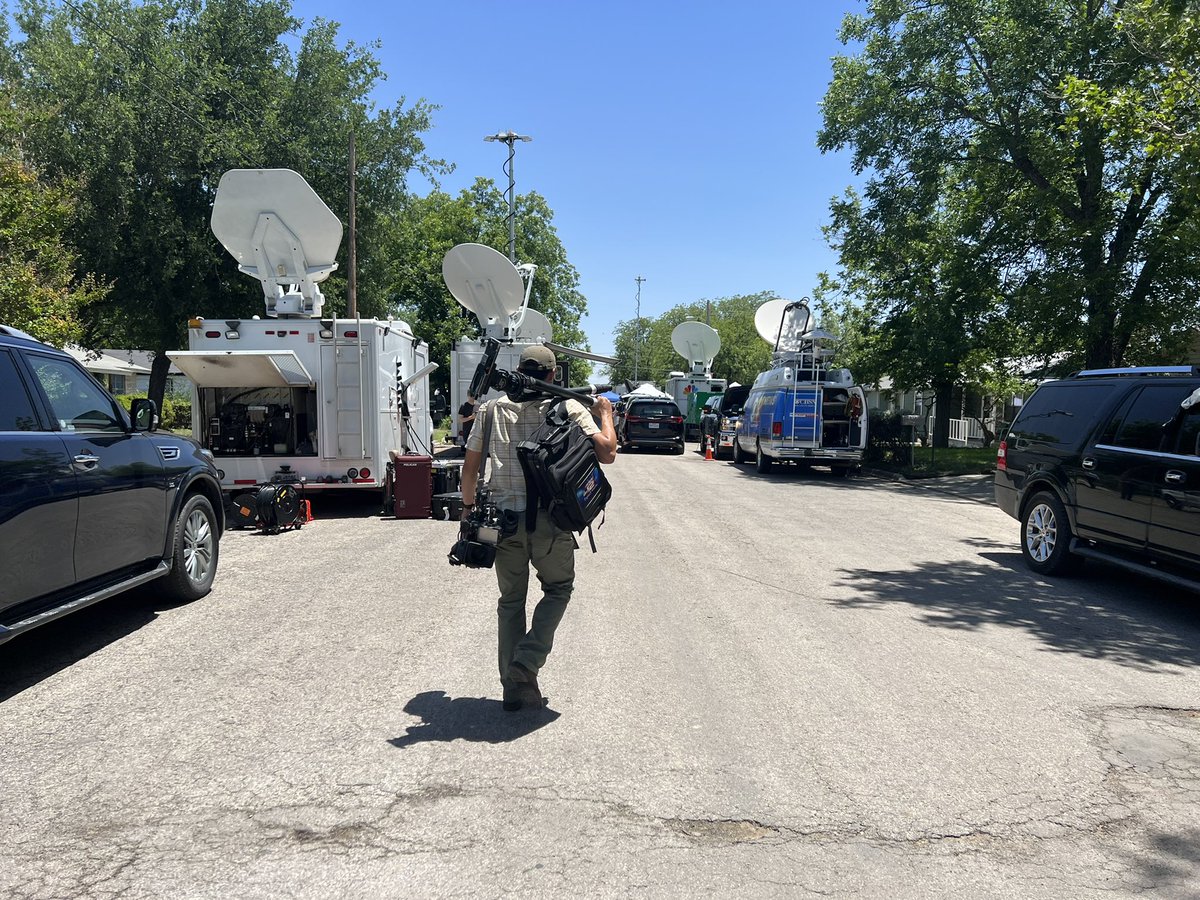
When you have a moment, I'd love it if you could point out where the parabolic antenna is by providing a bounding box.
[754,298,815,351]
[211,169,341,317]
[442,243,525,327]
[513,308,553,344]
[671,321,721,371]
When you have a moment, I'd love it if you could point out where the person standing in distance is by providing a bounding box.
[460,345,617,711]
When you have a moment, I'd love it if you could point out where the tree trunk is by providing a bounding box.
[933,381,953,449]
[148,351,172,416]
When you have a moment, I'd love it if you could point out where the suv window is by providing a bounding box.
[26,353,125,433]
[0,350,40,431]
[630,402,679,417]
[1175,404,1200,457]
[1100,383,1196,452]
[1010,381,1116,446]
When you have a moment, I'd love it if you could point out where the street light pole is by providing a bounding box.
[634,275,646,382]
[483,130,532,263]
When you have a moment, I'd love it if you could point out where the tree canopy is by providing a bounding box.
[5,0,444,404]
[607,292,777,388]
[819,0,1200,383]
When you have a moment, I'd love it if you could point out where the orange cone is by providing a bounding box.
[704,437,713,461]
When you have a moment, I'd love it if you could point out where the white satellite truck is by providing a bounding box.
[443,242,615,443]
[663,321,727,441]
[169,168,436,497]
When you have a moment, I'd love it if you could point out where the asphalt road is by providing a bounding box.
[3,448,1200,898]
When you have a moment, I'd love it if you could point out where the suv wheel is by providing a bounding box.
[162,493,219,601]
[755,441,772,473]
[734,438,749,464]
[1021,491,1081,576]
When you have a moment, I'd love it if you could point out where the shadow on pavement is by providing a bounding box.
[388,690,560,748]
[0,585,181,703]
[832,544,1200,670]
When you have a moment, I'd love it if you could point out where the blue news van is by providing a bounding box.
[734,364,867,476]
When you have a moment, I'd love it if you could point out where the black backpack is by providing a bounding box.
[517,400,612,550]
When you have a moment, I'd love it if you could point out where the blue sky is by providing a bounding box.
[289,0,865,360]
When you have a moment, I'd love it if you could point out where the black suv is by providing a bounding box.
[995,366,1200,590]
[0,326,224,645]
[617,397,686,454]
[700,385,751,459]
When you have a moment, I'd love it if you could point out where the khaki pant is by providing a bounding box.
[494,513,576,682]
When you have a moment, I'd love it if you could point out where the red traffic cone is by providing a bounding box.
[704,437,713,461]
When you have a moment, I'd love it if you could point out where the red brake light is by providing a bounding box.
[772,422,782,436]
[205,330,221,338]
[344,330,358,338]
[359,467,371,480]
[996,440,1007,472]
[626,415,644,423]
[670,416,683,424]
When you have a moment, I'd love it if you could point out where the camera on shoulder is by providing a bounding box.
[448,502,520,568]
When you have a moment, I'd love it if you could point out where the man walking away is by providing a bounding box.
[460,346,617,711]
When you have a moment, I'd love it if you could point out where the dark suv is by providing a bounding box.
[0,326,224,645]
[617,397,685,454]
[700,385,751,459]
[995,366,1200,590]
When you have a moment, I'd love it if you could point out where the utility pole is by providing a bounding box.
[484,130,532,263]
[348,129,357,318]
[634,275,646,382]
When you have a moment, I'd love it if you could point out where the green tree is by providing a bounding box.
[607,292,776,388]
[819,0,1200,373]
[384,178,593,391]
[0,86,108,346]
[7,0,442,409]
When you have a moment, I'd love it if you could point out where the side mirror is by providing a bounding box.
[130,398,159,432]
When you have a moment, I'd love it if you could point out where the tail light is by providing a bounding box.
[669,416,683,424]
[996,440,1007,472]
[359,467,371,480]
[626,415,645,423]
[772,422,782,436]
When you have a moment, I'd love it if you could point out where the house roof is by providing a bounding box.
[65,346,152,376]
[100,348,184,376]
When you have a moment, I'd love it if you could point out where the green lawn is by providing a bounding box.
[871,445,998,478]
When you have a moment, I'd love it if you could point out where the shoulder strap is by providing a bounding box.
[477,401,494,482]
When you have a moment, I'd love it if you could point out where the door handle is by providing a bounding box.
[1164,470,1186,485]
[73,453,100,469]
[1081,457,1096,470]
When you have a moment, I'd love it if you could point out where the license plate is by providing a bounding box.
[648,422,660,429]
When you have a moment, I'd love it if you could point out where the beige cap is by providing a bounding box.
[518,344,556,373]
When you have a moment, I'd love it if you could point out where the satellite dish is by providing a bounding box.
[211,169,341,318]
[754,298,814,351]
[671,321,721,373]
[442,243,525,327]
[513,308,553,344]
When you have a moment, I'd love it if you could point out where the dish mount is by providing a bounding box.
[211,169,342,319]
[754,298,837,359]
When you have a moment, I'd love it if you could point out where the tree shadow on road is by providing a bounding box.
[832,542,1200,671]
[388,690,560,748]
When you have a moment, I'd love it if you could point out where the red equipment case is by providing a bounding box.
[392,455,432,519]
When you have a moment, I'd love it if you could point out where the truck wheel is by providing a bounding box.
[161,493,219,602]
[1020,491,1081,576]
[755,441,772,473]
[734,439,749,464]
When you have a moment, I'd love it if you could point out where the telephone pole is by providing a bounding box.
[634,275,646,382]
